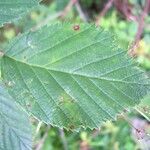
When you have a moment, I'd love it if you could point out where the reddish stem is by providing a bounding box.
[129,0,150,56]
[96,0,114,26]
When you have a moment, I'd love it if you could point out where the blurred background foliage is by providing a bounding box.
[0,0,150,149]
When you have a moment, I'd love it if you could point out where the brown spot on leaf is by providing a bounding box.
[73,25,80,31]
[68,124,75,130]
[4,81,14,87]
[26,103,32,108]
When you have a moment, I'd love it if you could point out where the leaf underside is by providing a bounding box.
[1,23,150,129]
[0,0,39,27]
[0,84,32,150]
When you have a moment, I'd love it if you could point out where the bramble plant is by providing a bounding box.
[0,0,150,150]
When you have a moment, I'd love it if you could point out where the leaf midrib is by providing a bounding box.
[3,55,149,86]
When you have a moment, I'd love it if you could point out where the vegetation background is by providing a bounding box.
[0,0,150,149]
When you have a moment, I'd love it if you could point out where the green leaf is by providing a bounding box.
[55,0,69,11]
[1,23,150,129]
[0,0,39,27]
[0,83,32,150]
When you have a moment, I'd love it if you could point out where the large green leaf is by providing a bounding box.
[1,23,150,129]
[0,83,32,150]
[0,0,39,27]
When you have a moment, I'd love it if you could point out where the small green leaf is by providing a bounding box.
[0,0,40,27]
[1,23,150,129]
[0,83,32,150]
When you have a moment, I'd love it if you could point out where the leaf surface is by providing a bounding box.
[0,84,32,150]
[1,23,150,129]
[0,0,39,27]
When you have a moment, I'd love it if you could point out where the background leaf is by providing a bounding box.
[55,0,69,11]
[0,0,40,27]
[1,23,150,129]
[0,83,32,150]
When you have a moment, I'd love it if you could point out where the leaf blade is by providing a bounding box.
[0,84,32,150]
[2,23,150,129]
[0,0,39,27]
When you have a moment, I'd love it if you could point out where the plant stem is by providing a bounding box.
[35,125,50,150]
[96,0,114,26]
[75,0,88,22]
[129,0,150,56]
[60,0,77,19]
[59,129,68,150]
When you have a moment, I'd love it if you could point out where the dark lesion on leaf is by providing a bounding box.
[23,56,27,60]
[26,102,32,108]
[67,121,85,130]
[68,124,76,130]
